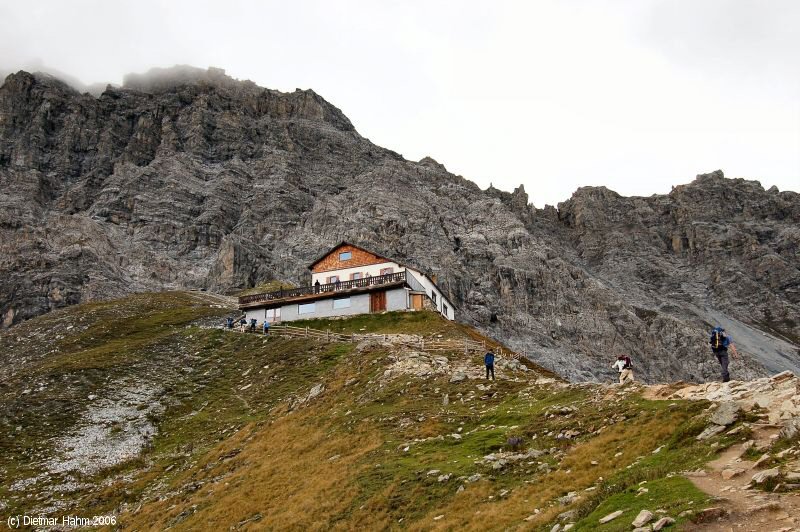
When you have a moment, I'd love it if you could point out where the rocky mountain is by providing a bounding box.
[1,66,798,383]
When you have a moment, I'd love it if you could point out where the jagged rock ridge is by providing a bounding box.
[1,66,798,382]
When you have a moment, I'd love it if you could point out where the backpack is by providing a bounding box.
[710,330,727,350]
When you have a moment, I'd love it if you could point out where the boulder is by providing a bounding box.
[779,418,800,440]
[632,509,654,527]
[710,401,740,426]
[751,468,780,484]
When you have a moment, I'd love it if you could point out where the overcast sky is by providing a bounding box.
[1,0,798,206]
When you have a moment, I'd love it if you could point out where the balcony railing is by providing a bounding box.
[239,271,407,306]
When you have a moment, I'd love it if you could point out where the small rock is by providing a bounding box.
[307,383,324,400]
[691,507,727,523]
[752,454,771,469]
[433,515,444,521]
[745,501,781,514]
[721,468,744,480]
[437,474,451,482]
[683,470,707,478]
[632,509,654,527]
[557,492,579,505]
[652,516,675,530]
[449,371,467,383]
[599,510,623,524]
[696,424,726,440]
[550,525,561,532]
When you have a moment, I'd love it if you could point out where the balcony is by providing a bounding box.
[238,271,407,308]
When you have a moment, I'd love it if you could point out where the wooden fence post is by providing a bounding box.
[326,329,330,341]
[305,326,309,338]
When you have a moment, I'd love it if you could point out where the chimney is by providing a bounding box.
[430,273,438,284]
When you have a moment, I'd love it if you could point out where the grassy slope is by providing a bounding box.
[0,292,752,530]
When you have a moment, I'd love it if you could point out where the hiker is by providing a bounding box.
[239,317,247,332]
[263,320,270,335]
[249,318,257,332]
[612,354,634,384]
[226,317,234,329]
[314,280,321,293]
[709,326,737,382]
[484,350,495,380]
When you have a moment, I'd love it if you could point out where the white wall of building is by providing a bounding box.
[311,261,403,285]
[406,268,455,320]
[244,287,410,323]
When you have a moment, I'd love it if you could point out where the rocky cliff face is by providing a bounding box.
[1,66,798,382]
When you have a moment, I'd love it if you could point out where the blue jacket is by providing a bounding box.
[485,352,495,366]
[710,327,731,351]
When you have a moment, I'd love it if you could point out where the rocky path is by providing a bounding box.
[645,372,800,531]
[689,425,800,531]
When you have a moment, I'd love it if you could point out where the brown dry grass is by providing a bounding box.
[123,410,383,531]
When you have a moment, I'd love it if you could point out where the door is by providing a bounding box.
[370,291,387,312]
[411,294,424,310]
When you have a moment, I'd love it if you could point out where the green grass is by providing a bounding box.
[288,310,458,337]
[571,476,708,531]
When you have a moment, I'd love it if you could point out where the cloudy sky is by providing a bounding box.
[1,0,798,206]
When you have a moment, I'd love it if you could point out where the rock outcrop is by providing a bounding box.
[1,66,798,382]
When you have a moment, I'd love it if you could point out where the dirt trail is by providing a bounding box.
[687,425,800,531]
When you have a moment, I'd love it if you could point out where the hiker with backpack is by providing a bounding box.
[226,317,234,329]
[709,326,737,382]
[239,317,247,332]
[249,318,257,332]
[263,320,270,335]
[612,354,634,384]
[484,350,495,380]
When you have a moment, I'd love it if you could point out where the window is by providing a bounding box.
[432,292,437,304]
[298,303,316,314]
[442,304,448,316]
[380,267,394,276]
[328,275,339,283]
[339,251,352,261]
[333,297,351,309]
[265,308,281,321]
[350,272,362,280]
